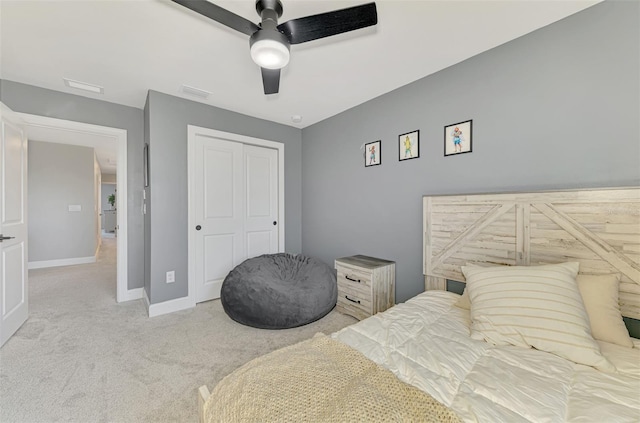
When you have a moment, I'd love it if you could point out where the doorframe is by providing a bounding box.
[16,113,132,303]
[186,125,284,307]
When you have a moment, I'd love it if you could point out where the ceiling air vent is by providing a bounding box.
[63,78,104,94]
[181,84,211,99]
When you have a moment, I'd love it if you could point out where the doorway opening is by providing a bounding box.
[101,178,117,239]
[17,113,133,303]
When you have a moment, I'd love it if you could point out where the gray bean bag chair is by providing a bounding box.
[221,253,337,329]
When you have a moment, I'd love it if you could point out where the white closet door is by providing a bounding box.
[194,136,244,303]
[244,145,278,258]
[0,105,28,346]
[192,134,280,304]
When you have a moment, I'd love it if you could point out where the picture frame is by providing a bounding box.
[143,143,149,187]
[444,120,472,156]
[398,130,419,161]
[364,140,381,167]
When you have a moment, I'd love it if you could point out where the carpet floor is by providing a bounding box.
[0,238,357,422]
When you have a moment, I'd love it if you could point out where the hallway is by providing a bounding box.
[29,237,119,310]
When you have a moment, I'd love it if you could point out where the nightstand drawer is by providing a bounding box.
[336,289,370,321]
[336,266,372,287]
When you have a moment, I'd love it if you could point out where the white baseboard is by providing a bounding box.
[147,295,195,318]
[28,255,97,270]
[121,287,144,302]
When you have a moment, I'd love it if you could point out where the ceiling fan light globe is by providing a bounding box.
[250,39,290,69]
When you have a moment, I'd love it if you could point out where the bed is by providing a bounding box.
[199,187,640,422]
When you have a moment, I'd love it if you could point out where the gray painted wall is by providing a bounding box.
[145,91,302,304]
[0,80,145,290]
[301,1,640,303]
[28,141,96,262]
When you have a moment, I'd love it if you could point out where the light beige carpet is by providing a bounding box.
[0,238,357,422]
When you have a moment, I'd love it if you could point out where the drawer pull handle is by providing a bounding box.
[345,275,361,283]
[345,295,361,304]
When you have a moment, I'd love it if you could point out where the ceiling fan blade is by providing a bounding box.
[171,0,259,36]
[261,68,280,95]
[277,2,377,45]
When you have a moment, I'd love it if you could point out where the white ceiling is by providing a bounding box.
[1,0,599,132]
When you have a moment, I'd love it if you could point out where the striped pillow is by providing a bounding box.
[462,262,614,371]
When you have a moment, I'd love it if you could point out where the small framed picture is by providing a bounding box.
[364,140,381,167]
[444,120,472,156]
[399,130,419,161]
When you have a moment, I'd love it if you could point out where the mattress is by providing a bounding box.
[332,291,640,422]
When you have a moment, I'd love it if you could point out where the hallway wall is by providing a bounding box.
[28,140,97,266]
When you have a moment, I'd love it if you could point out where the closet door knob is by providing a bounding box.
[195,225,202,231]
[273,221,277,226]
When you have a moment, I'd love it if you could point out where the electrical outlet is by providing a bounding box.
[166,270,175,283]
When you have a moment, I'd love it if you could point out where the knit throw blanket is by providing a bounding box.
[204,334,461,422]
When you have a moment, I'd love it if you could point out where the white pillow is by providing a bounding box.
[455,273,633,348]
[454,288,470,310]
[462,262,614,371]
[576,274,633,348]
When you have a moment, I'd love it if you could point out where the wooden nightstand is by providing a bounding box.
[334,255,395,320]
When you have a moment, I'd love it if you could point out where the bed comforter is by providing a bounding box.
[332,291,640,422]
[203,332,461,422]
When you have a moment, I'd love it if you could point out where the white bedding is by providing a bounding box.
[332,291,640,422]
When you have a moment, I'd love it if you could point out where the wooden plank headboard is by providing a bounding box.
[423,188,640,320]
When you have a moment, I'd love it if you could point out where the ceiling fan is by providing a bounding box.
[171,0,378,95]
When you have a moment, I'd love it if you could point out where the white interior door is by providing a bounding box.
[244,145,278,257]
[0,105,28,347]
[193,137,244,303]
[190,131,281,304]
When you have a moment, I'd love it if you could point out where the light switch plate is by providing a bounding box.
[68,204,81,212]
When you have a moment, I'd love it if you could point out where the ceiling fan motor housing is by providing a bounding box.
[250,26,289,49]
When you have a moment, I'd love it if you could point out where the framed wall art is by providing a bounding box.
[399,130,419,161]
[365,140,381,167]
[444,120,472,156]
